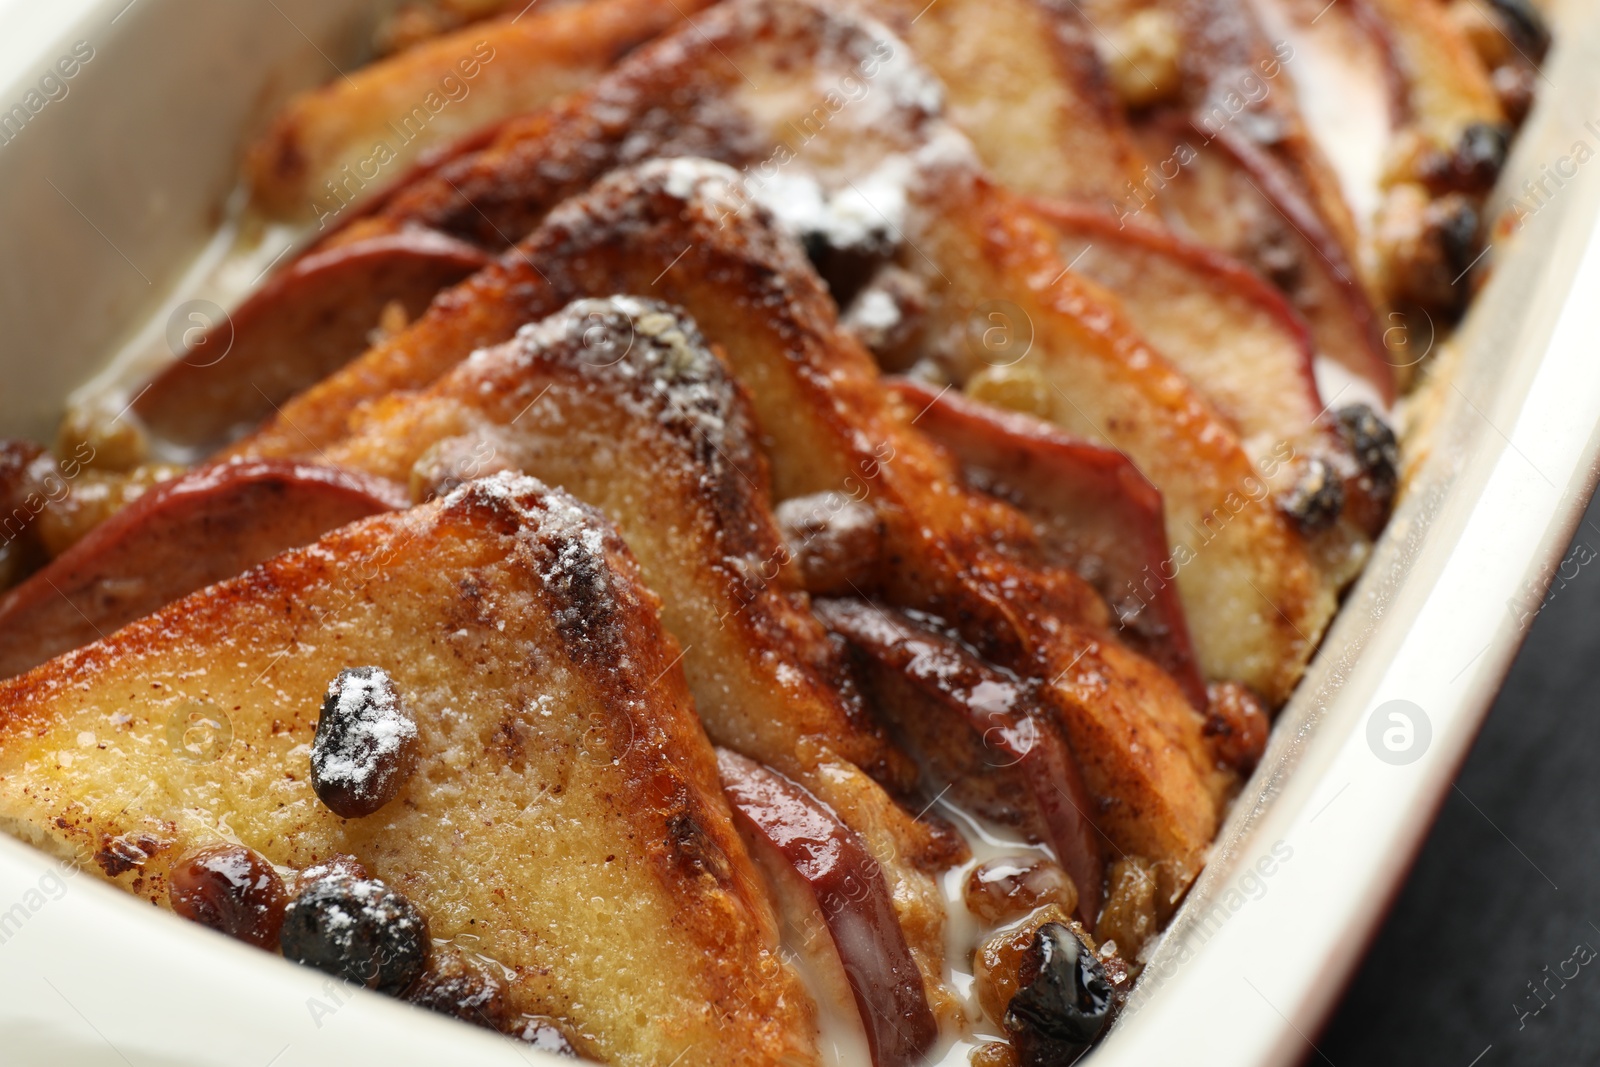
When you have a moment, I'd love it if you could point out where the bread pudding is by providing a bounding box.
[0,0,1547,1062]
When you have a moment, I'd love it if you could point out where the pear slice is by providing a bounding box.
[0,460,406,680]
[134,231,488,452]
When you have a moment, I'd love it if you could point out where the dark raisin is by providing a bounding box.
[1438,196,1484,290]
[280,872,429,994]
[1425,123,1510,194]
[1333,404,1399,497]
[1003,922,1115,1064]
[1487,0,1551,61]
[168,843,287,950]
[1493,64,1539,128]
[310,666,419,818]
[842,266,929,370]
[405,944,507,1030]
[512,1015,580,1057]
[1278,456,1344,533]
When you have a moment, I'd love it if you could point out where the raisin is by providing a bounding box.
[1335,405,1398,478]
[1095,858,1158,962]
[1203,681,1270,775]
[280,872,429,994]
[1422,123,1510,195]
[774,492,885,597]
[1487,0,1551,61]
[169,844,287,950]
[970,1041,1021,1067]
[1278,456,1344,533]
[406,944,507,1030]
[1332,403,1399,514]
[964,859,1079,926]
[310,666,419,818]
[1003,922,1115,1065]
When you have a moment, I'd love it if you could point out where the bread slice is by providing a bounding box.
[320,297,961,1016]
[228,0,1332,704]
[853,0,1150,212]
[233,145,1230,904]
[245,0,711,221]
[0,473,815,1067]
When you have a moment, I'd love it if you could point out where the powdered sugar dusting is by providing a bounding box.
[649,157,747,217]
[445,473,629,652]
[311,666,418,815]
[509,297,746,480]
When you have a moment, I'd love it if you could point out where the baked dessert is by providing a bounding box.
[0,0,1546,1062]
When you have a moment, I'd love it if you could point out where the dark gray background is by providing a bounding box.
[1319,486,1600,1065]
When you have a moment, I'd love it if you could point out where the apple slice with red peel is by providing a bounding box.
[1086,0,1395,400]
[1205,123,1392,399]
[1132,115,1395,405]
[0,460,408,679]
[1027,200,1327,463]
[134,231,489,453]
[716,747,938,1067]
[1246,0,1402,235]
[815,598,1105,923]
[317,119,514,246]
[888,378,1205,712]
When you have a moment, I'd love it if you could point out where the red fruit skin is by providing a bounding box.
[716,748,938,1067]
[890,379,1206,712]
[0,460,407,679]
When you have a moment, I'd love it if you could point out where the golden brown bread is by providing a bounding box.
[234,139,1230,901]
[319,296,960,1015]
[230,0,1334,705]
[246,0,711,222]
[0,473,815,1066]
[852,0,1150,213]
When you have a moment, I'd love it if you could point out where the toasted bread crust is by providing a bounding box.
[322,296,960,1021]
[859,0,1149,209]
[0,473,814,1066]
[238,144,1227,887]
[245,0,710,221]
[231,0,1331,703]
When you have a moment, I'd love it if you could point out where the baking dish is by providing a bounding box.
[0,0,1598,1064]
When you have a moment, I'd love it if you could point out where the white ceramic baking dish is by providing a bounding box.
[1,1,1598,1064]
